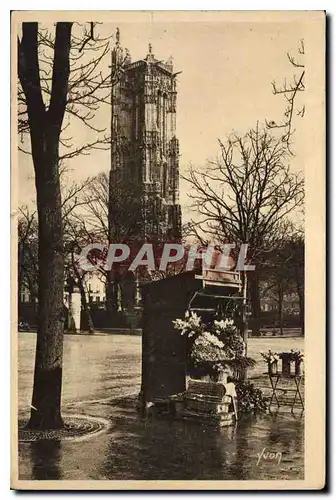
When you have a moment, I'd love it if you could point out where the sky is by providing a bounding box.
[17,12,308,213]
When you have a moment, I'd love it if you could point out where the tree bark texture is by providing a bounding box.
[18,22,72,429]
[249,273,261,336]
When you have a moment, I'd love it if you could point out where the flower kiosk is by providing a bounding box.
[139,268,250,426]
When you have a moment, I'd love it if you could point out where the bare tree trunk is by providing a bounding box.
[277,282,284,336]
[294,268,304,334]
[106,271,118,318]
[296,284,304,335]
[249,273,261,336]
[29,159,65,429]
[78,281,95,333]
[240,271,248,381]
[18,242,25,300]
[19,22,72,429]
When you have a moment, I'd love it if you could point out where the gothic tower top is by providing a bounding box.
[111,27,124,66]
[110,32,182,241]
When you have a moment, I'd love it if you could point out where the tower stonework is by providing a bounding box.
[110,32,182,242]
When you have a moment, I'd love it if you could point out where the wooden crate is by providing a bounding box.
[183,380,235,425]
[182,410,235,427]
[187,380,226,401]
[184,397,231,414]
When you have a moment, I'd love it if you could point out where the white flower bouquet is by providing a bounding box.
[260,350,279,364]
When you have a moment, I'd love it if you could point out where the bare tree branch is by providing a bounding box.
[182,125,304,261]
[18,23,125,159]
[266,39,305,155]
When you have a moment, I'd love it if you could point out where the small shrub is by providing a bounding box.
[235,380,267,414]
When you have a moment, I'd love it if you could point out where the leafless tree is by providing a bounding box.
[67,171,141,312]
[17,21,122,430]
[69,172,186,312]
[70,171,151,241]
[63,222,97,334]
[18,22,123,158]
[259,231,304,334]
[183,124,304,337]
[266,39,305,155]
[18,172,100,334]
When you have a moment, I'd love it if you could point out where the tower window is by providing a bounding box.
[162,93,167,150]
[162,163,168,199]
[157,91,162,131]
[135,95,139,139]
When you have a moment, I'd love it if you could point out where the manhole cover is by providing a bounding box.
[18,414,110,442]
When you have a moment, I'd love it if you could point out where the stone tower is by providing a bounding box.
[109,29,182,243]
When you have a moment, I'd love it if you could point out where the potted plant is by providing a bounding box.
[278,352,293,376]
[290,349,304,376]
[260,350,279,375]
[235,380,267,414]
[189,330,226,380]
[173,313,255,382]
[172,312,221,380]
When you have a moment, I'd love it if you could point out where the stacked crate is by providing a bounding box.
[181,380,235,427]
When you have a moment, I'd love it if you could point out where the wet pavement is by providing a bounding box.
[18,333,142,410]
[17,333,304,481]
[18,396,304,480]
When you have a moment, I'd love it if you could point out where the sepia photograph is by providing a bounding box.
[11,10,325,490]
